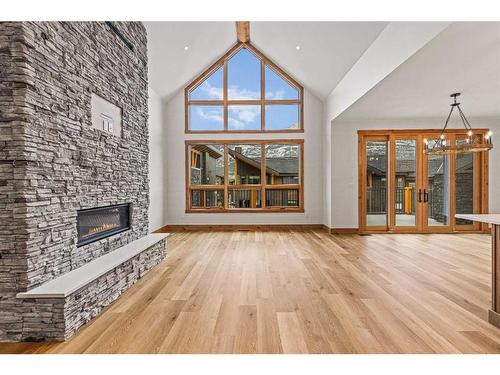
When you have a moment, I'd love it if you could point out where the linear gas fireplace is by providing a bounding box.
[77,203,131,247]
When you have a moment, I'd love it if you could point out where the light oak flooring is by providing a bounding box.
[1,230,500,354]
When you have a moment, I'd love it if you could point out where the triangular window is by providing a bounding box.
[265,66,299,100]
[189,66,223,101]
[186,43,303,132]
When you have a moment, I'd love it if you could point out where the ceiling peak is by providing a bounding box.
[236,21,250,43]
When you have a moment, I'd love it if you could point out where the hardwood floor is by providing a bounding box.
[1,230,500,354]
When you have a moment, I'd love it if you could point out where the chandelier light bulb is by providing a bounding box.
[486,131,493,145]
[425,93,492,155]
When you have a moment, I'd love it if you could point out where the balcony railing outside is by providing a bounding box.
[190,188,299,209]
[367,187,416,214]
[266,189,299,207]
[191,190,224,208]
[366,187,387,214]
[229,189,262,208]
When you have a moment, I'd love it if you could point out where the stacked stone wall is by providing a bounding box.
[0,22,150,341]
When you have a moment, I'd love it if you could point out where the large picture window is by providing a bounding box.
[185,43,303,133]
[186,140,304,212]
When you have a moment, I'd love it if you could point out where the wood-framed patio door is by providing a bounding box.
[389,134,422,232]
[452,133,488,232]
[358,129,489,234]
[421,133,453,232]
[359,135,390,232]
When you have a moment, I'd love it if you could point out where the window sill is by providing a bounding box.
[185,208,305,214]
[185,128,304,134]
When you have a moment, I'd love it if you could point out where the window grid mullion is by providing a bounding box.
[223,60,228,131]
[187,100,300,105]
[261,141,267,209]
[261,60,265,131]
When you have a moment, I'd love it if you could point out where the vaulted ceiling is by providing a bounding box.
[145,22,500,121]
[337,22,500,121]
[145,22,387,100]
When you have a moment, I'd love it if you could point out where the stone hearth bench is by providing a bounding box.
[16,233,169,341]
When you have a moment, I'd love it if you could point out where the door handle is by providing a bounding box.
[418,189,422,203]
[423,189,428,203]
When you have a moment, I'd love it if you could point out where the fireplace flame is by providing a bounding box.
[85,223,119,237]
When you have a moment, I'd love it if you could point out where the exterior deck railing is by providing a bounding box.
[192,188,300,208]
[266,189,299,207]
[367,187,416,214]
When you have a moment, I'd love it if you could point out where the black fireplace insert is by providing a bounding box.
[76,203,130,247]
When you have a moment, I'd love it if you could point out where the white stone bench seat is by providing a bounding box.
[17,234,169,299]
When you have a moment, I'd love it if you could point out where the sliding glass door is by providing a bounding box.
[422,135,451,232]
[359,130,488,233]
[363,137,389,231]
[453,135,483,231]
[390,136,419,231]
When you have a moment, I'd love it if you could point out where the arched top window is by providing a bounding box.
[185,43,304,133]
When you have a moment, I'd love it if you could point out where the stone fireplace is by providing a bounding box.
[0,22,166,341]
[77,204,131,247]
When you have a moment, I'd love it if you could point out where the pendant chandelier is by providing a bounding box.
[424,93,493,155]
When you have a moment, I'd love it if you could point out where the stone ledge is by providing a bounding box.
[17,233,169,299]
[14,234,168,341]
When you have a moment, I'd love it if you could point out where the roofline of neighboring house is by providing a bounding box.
[228,149,280,176]
[193,144,223,159]
[195,145,299,177]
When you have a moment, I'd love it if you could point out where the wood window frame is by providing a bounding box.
[185,139,304,213]
[184,42,304,133]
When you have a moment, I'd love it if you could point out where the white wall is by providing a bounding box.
[322,23,449,229]
[148,86,167,231]
[322,109,332,227]
[164,89,324,225]
[329,117,500,228]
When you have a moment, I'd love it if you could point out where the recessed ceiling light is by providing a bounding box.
[184,46,189,51]
[295,45,301,50]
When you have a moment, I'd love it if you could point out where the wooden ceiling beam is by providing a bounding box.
[236,21,250,43]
